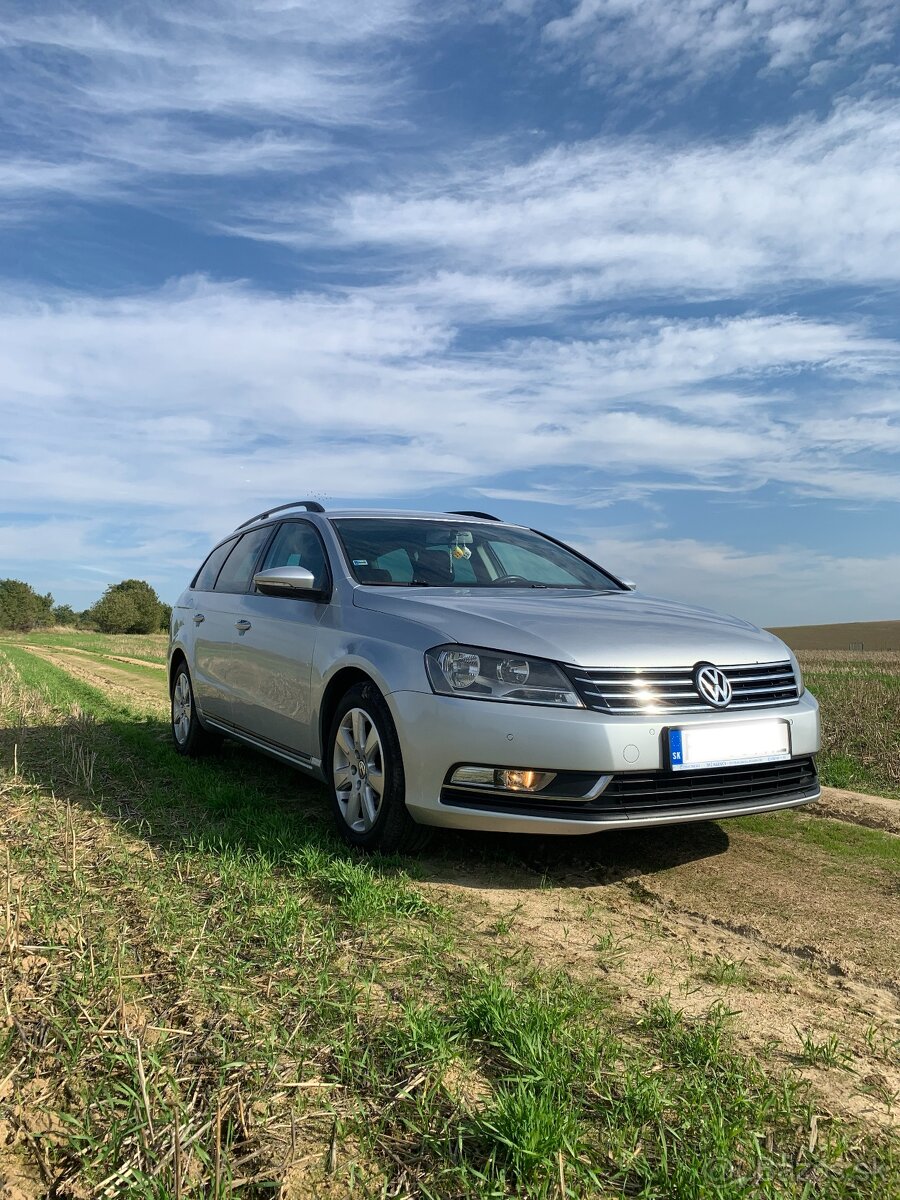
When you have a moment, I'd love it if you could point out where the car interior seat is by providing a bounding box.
[355,564,393,584]
[413,549,454,584]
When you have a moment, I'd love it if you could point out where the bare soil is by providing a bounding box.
[61,645,166,671]
[769,620,900,651]
[818,786,900,834]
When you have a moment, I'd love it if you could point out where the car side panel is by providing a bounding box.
[186,591,246,722]
[225,591,323,756]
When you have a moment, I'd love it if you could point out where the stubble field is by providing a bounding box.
[0,632,898,1198]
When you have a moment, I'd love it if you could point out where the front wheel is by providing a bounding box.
[327,682,430,853]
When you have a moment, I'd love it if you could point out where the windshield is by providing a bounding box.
[332,518,621,590]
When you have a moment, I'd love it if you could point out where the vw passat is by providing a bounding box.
[169,503,820,852]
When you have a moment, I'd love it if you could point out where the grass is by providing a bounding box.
[734,807,900,872]
[698,955,753,989]
[794,1031,854,1071]
[0,627,169,665]
[1,643,898,1197]
[799,649,900,797]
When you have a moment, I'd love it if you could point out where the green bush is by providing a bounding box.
[90,579,164,634]
[0,579,54,631]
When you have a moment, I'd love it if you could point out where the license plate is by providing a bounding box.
[668,720,791,771]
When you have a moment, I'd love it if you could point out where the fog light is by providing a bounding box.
[495,769,556,792]
[449,765,557,792]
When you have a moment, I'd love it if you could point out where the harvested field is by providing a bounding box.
[0,635,898,1197]
[770,621,900,652]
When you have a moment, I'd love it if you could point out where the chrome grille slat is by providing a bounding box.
[727,684,796,697]
[730,674,794,684]
[570,659,799,714]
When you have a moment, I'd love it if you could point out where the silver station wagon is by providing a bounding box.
[169,502,821,852]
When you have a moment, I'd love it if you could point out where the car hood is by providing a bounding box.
[352,587,790,668]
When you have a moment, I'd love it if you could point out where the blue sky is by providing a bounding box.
[2,0,900,625]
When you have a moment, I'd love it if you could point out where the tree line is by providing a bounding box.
[0,578,171,634]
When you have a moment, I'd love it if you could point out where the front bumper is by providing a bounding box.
[386,688,821,835]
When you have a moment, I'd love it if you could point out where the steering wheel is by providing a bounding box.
[487,574,530,586]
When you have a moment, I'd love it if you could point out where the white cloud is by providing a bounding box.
[0,158,114,212]
[1,278,898,519]
[581,533,900,626]
[0,276,897,610]
[87,122,338,178]
[0,518,94,563]
[537,0,898,90]
[1,3,420,120]
[269,100,900,304]
[0,1,423,207]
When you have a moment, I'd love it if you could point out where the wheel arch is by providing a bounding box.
[168,647,188,696]
[318,666,380,761]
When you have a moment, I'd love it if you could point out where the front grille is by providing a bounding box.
[439,757,818,821]
[600,756,818,814]
[569,660,799,714]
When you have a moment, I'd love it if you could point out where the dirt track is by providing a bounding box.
[16,643,900,1129]
[20,644,168,712]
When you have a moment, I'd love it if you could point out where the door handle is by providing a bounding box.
[193,613,205,624]
[235,619,252,632]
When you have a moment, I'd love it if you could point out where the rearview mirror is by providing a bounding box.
[254,565,318,595]
[620,578,638,591]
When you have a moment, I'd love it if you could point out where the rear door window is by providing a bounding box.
[213,526,274,594]
[193,537,238,591]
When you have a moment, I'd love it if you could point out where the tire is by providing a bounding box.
[327,681,431,854]
[170,661,221,757]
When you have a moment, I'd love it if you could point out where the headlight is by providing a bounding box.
[425,645,583,707]
[789,650,805,696]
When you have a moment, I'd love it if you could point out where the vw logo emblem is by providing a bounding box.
[693,662,732,709]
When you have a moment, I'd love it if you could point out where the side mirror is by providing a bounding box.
[254,565,319,596]
[620,579,638,591]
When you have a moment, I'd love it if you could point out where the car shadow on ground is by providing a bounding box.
[424,820,730,891]
[2,715,730,891]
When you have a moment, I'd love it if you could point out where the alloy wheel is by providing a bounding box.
[172,671,192,745]
[332,707,385,832]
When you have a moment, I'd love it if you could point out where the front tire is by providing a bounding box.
[171,662,220,757]
[327,682,429,853]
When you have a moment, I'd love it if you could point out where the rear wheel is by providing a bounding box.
[171,662,220,757]
[327,682,430,853]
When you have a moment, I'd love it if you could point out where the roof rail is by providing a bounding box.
[234,500,326,531]
[446,509,501,522]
